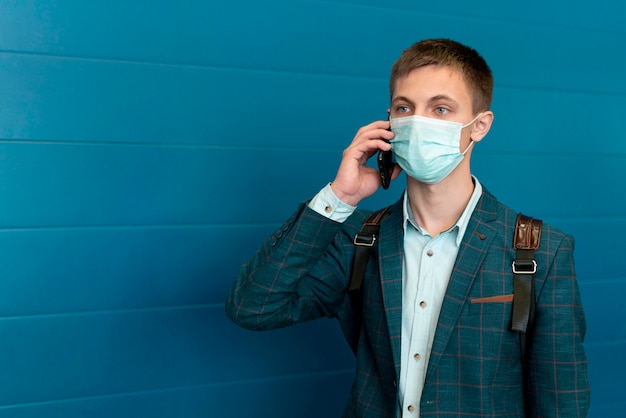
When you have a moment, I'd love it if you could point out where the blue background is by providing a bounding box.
[0,1,624,416]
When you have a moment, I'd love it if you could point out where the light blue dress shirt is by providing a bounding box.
[397,180,482,416]
[309,178,483,417]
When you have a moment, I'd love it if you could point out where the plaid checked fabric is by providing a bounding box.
[226,189,590,417]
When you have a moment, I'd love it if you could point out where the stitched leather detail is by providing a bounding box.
[514,214,542,250]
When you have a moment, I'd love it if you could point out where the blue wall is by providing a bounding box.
[0,1,624,416]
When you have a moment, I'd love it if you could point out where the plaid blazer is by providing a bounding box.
[226,189,590,417]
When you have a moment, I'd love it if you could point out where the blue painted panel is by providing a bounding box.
[588,402,626,418]
[216,316,354,382]
[579,280,626,343]
[585,342,626,407]
[561,219,626,281]
[0,53,388,145]
[203,371,353,418]
[0,1,624,95]
[0,143,405,227]
[0,371,353,418]
[0,306,353,406]
[0,226,259,315]
[487,88,626,155]
[472,155,625,219]
[331,0,626,33]
[1,308,213,405]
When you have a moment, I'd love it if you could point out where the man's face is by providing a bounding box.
[390,65,477,149]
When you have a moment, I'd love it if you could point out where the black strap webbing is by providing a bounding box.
[348,207,389,350]
[511,213,542,415]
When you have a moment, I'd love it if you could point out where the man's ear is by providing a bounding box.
[470,111,494,143]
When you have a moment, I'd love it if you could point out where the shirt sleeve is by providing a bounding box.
[308,183,356,223]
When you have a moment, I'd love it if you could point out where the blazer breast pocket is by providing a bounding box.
[468,294,514,316]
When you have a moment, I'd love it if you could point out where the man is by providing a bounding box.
[225,39,590,417]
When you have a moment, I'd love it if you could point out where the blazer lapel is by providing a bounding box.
[376,198,405,379]
[425,191,499,380]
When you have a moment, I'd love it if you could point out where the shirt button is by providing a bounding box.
[414,353,421,361]
[426,249,434,256]
[407,405,415,412]
[419,301,427,308]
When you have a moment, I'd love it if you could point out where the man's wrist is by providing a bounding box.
[308,183,356,222]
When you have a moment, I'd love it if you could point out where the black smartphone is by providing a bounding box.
[377,146,393,190]
[377,123,393,190]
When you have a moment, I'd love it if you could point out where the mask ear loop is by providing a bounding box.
[462,112,484,128]
[461,140,475,156]
[461,112,483,155]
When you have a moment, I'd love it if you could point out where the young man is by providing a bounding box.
[226,39,590,417]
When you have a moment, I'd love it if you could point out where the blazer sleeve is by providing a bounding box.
[225,202,361,331]
[528,231,591,416]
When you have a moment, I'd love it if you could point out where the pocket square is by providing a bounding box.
[470,294,514,304]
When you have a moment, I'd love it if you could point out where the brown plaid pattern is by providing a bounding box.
[226,189,590,417]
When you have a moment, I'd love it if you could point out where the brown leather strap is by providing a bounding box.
[514,214,542,251]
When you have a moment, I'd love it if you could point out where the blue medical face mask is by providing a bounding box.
[390,114,481,184]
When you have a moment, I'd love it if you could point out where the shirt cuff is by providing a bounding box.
[308,183,356,223]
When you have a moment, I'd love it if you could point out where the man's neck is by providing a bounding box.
[405,171,475,237]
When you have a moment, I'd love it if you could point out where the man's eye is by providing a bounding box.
[435,107,449,115]
[397,105,410,113]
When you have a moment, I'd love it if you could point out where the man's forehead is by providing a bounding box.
[392,65,471,103]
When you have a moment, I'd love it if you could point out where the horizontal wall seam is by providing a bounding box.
[0,303,222,321]
[0,223,282,231]
[0,368,354,410]
[0,138,345,152]
[1,140,625,160]
[1,50,625,98]
[315,0,626,36]
[2,216,626,232]
[583,338,626,348]
[0,49,386,82]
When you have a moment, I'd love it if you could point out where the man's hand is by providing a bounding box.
[330,120,401,206]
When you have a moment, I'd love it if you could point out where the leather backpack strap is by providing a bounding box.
[511,213,542,415]
[348,207,389,351]
[511,214,542,334]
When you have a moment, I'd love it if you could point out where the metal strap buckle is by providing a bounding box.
[512,259,537,275]
[353,233,376,247]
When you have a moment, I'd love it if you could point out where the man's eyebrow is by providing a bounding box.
[391,94,460,107]
[391,96,415,105]
[428,95,459,106]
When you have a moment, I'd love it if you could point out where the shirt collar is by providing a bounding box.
[402,176,483,246]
